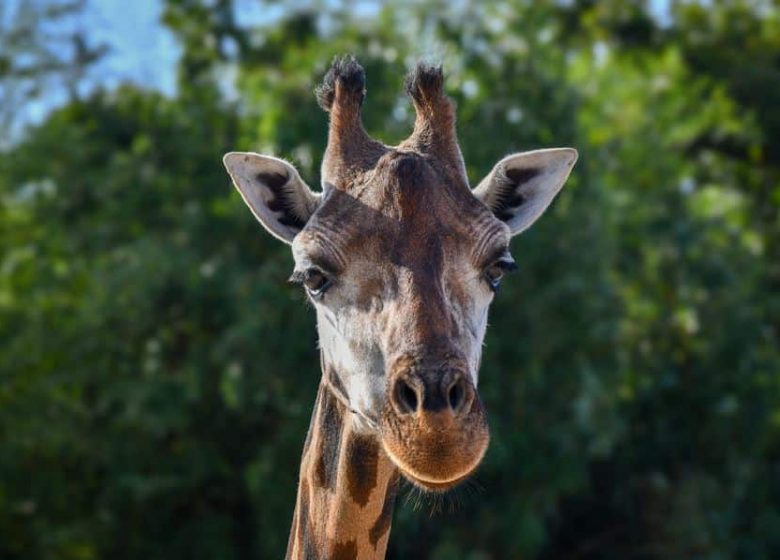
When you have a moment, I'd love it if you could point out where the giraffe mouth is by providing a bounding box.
[403,470,475,492]
[382,440,487,492]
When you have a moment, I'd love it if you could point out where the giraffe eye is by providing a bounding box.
[303,269,332,298]
[484,258,517,292]
[290,268,333,298]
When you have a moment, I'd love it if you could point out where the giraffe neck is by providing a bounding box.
[286,375,399,560]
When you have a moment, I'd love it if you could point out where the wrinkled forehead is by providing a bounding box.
[293,152,508,269]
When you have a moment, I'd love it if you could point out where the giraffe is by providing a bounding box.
[223,55,577,559]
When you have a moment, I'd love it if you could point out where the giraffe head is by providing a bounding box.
[224,56,576,492]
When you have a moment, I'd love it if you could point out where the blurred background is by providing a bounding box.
[2,0,779,558]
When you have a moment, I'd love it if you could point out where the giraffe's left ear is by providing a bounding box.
[223,152,320,244]
[473,148,577,236]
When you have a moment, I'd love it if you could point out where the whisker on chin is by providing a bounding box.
[397,473,486,516]
[401,479,426,512]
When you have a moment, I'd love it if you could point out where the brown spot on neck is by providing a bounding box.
[314,388,343,491]
[345,433,379,507]
[330,539,358,560]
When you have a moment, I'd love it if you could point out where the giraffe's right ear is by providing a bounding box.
[223,152,320,244]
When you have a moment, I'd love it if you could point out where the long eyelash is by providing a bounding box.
[288,270,307,284]
[498,259,518,272]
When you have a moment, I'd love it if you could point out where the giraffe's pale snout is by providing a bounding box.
[381,366,489,492]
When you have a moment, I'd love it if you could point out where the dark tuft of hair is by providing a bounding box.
[405,62,444,103]
[315,54,366,111]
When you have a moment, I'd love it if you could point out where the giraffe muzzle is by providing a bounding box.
[380,368,490,492]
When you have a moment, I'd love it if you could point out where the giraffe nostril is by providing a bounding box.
[393,378,419,414]
[445,376,474,416]
[448,378,464,411]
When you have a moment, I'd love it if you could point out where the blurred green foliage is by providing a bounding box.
[2,1,780,559]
